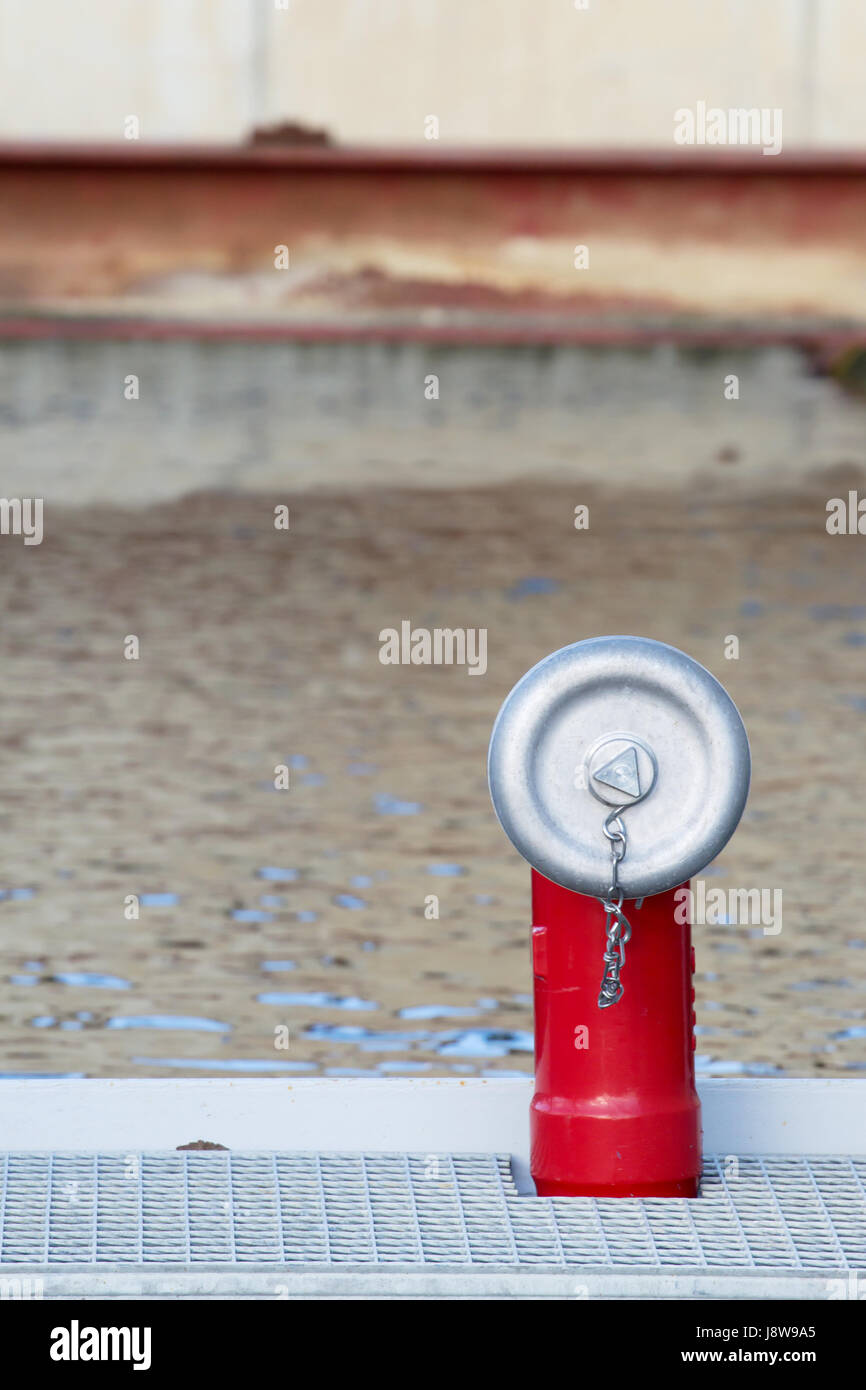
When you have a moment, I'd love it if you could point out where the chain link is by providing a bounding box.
[597,808,633,1009]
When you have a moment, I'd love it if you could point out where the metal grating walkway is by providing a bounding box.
[1,1151,864,1299]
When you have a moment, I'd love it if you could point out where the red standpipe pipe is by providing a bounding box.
[530,868,700,1198]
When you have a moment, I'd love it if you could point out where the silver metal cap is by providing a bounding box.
[487,635,750,899]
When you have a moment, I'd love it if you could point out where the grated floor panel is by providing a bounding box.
[1,1151,864,1297]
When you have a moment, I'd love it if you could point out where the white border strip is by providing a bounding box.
[12,1266,840,1301]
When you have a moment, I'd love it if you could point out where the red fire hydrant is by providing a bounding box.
[531,873,698,1197]
[488,637,750,1198]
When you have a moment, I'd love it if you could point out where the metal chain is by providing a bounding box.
[596,807,633,1009]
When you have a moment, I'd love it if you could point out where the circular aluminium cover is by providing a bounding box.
[488,636,750,900]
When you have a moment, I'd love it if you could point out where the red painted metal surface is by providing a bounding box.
[530,868,700,1198]
[0,143,864,344]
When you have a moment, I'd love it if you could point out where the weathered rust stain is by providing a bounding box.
[0,151,865,335]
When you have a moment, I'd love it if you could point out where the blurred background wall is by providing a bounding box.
[0,0,861,148]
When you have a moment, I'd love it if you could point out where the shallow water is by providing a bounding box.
[0,342,864,1078]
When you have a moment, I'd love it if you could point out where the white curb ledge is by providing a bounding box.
[3,1269,849,1301]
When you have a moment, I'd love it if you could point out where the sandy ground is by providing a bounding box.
[1,474,864,1079]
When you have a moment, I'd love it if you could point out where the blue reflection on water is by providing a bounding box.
[0,1071,86,1079]
[373,793,424,816]
[130,1057,316,1072]
[107,1016,231,1032]
[399,1004,479,1020]
[695,1056,782,1075]
[258,991,379,1010]
[378,1061,432,1073]
[54,972,132,990]
[507,576,559,599]
[436,1029,534,1059]
[302,1022,533,1057]
[809,604,866,621]
[790,979,853,991]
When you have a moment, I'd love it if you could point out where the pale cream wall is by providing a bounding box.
[262,0,810,147]
[0,0,860,148]
[0,0,260,141]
